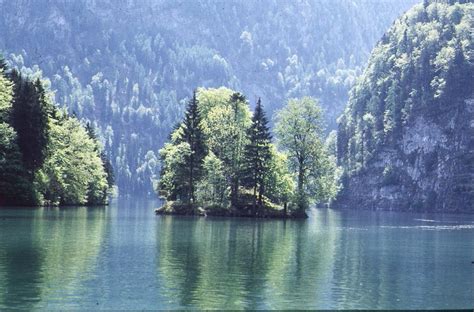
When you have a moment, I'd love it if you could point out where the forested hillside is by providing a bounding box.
[0,0,417,195]
[0,61,113,206]
[335,0,474,212]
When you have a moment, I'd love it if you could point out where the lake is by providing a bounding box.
[0,198,473,310]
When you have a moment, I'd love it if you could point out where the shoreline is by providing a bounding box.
[0,202,110,208]
[154,205,308,219]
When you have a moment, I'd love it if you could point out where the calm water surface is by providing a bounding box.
[0,198,473,310]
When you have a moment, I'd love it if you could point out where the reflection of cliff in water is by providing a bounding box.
[0,207,107,310]
[330,210,474,310]
[155,209,341,309]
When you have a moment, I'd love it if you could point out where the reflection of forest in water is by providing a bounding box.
[155,210,341,310]
[1,205,472,309]
[330,212,474,310]
[155,209,474,309]
[0,207,107,310]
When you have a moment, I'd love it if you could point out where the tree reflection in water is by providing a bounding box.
[155,209,341,309]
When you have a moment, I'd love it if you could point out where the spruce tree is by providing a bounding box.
[0,57,7,72]
[445,41,471,101]
[10,72,50,177]
[179,90,206,205]
[101,150,115,188]
[242,98,272,213]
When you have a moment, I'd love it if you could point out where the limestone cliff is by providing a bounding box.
[334,1,474,213]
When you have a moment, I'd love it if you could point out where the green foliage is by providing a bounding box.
[0,61,112,206]
[0,0,416,195]
[160,89,339,216]
[197,88,252,206]
[36,115,109,205]
[338,1,474,175]
[160,88,251,207]
[101,151,115,188]
[241,98,272,208]
[0,68,36,204]
[263,147,295,208]
[178,92,207,204]
[0,70,12,122]
[10,71,50,174]
[158,93,207,205]
[196,151,229,209]
[158,141,192,201]
[275,97,339,210]
[0,121,34,205]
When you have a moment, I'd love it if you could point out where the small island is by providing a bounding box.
[155,87,339,219]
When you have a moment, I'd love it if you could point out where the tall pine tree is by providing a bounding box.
[242,98,272,212]
[10,72,50,177]
[179,90,207,205]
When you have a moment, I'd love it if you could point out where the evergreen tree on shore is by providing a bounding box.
[0,64,33,205]
[0,60,112,206]
[242,98,272,211]
[10,71,50,177]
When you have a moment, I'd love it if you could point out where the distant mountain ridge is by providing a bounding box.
[0,0,417,195]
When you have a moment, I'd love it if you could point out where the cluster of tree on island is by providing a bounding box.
[0,59,114,206]
[157,88,339,218]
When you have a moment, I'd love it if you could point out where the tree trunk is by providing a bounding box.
[231,176,239,209]
[253,185,257,216]
[189,153,195,213]
[297,160,305,211]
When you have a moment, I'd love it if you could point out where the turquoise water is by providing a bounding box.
[0,198,473,309]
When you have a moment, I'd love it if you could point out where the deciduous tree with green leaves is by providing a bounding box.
[0,60,113,206]
[36,114,109,205]
[196,151,229,208]
[158,127,192,202]
[275,97,338,215]
[198,88,252,208]
[263,147,295,214]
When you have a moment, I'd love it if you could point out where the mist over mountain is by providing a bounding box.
[0,0,417,195]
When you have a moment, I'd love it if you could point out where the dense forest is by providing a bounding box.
[0,0,417,195]
[0,60,113,206]
[335,0,474,212]
[157,88,338,218]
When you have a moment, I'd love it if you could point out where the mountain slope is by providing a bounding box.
[335,0,474,212]
[0,0,417,194]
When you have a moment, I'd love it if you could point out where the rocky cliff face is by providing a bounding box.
[336,96,474,213]
[333,1,474,213]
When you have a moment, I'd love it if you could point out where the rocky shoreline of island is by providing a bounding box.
[154,201,308,219]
